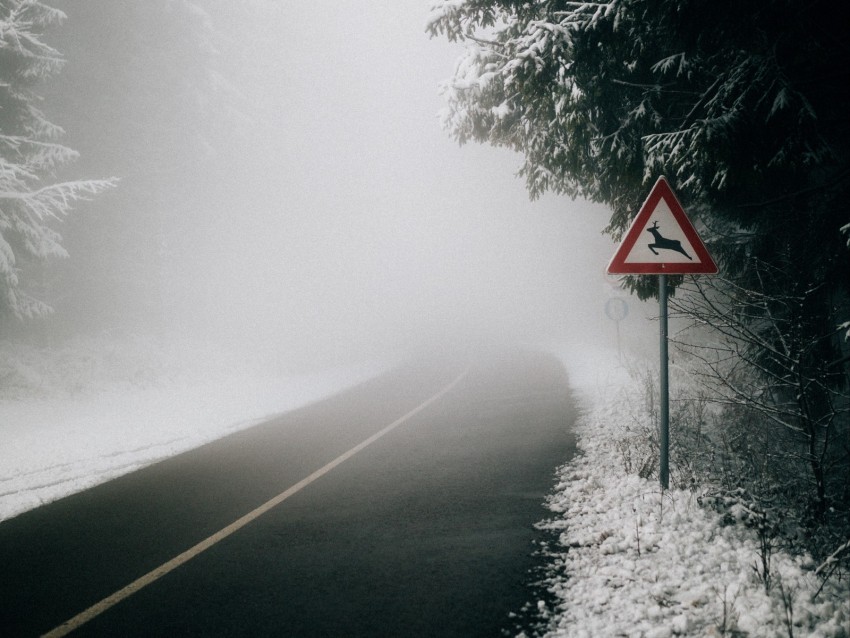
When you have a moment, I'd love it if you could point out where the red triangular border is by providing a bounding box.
[607,176,718,274]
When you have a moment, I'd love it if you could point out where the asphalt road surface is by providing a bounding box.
[0,347,577,637]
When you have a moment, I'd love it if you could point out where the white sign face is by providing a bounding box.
[622,197,698,265]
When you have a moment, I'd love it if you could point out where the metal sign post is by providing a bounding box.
[658,274,669,489]
[607,177,716,490]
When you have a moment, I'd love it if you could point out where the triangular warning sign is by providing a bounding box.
[607,176,717,275]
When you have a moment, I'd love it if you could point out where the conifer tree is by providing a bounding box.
[0,0,113,318]
[429,0,850,522]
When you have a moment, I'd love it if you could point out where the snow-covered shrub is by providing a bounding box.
[0,336,179,399]
[665,274,850,582]
[696,378,849,582]
[668,381,715,491]
[613,343,850,598]
[612,362,659,479]
[612,356,716,490]
[540,344,850,638]
[540,344,850,637]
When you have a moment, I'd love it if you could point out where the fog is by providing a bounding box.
[37,1,648,369]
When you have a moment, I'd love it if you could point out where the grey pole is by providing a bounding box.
[616,318,622,364]
[659,274,669,489]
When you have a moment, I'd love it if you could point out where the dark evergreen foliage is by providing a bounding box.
[429,0,849,538]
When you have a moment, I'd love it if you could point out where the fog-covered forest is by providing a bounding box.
[1,0,629,373]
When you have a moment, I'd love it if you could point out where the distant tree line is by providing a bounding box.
[0,0,258,335]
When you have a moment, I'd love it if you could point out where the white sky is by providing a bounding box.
[167,1,635,364]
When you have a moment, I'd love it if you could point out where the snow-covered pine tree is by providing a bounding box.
[0,0,114,318]
[429,0,849,531]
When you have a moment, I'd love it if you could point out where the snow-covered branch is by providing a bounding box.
[0,0,114,317]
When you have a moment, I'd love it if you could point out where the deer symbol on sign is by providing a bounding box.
[646,221,692,260]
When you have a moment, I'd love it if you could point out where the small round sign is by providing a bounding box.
[605,297,629,322]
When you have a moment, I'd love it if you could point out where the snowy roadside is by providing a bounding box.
[4,337,848,635]
[0,338,390,523]
[537,344,849,638]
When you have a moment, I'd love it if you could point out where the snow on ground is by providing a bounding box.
[3,335,848,635]
[0,336,390,522]
[537,343,850,638]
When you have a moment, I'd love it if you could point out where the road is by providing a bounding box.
[0,347,577,637]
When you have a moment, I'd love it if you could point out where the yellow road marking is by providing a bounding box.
[43,368,469,638]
